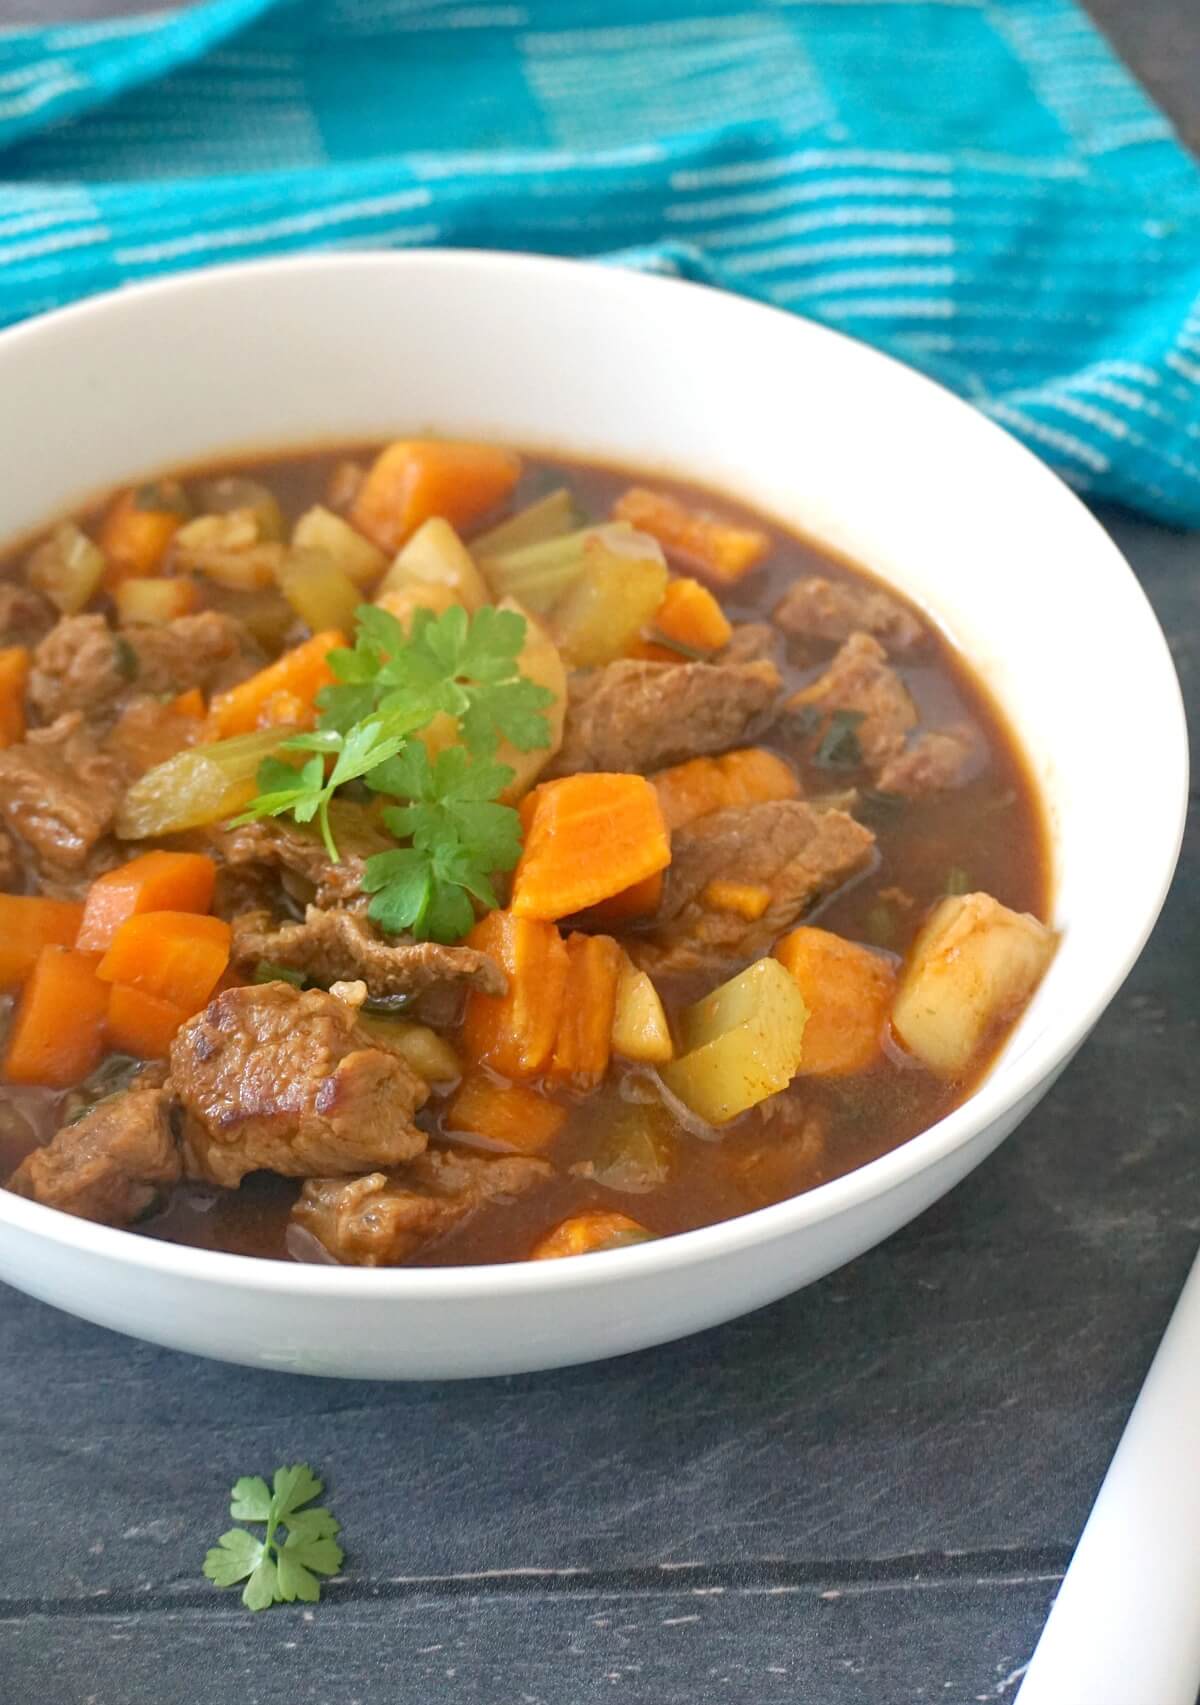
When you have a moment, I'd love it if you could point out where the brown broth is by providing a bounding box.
[0,445,1052,1267]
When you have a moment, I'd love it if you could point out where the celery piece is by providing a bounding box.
[25,523,106,615]
[661,958,809,1125]
[551,530,668,668]
[197,476,286,541]
[473,488,579,559]
[478,526,609,614]
[115,727,296,838]
[590,1100,673,1193]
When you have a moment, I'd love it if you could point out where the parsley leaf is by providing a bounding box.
[814,708,865,770]
[319,603,554,758]
[203,1464,344,1613]
[361,744,523,944]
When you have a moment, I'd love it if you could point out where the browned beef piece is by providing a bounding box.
[168,982,429,1188]
[0,823,21,891]
[875,729,977,797]
[29,610,257,722]
[0,582,53,645]
[0,711,125,882]
[292,1149,552,1266]
[106,693,203,778]
[547,658,780,777]
[721,622,780,667]
[774,576,925,654]
[8,1088,180,1226]
[634,799,876,970]
[212,808,391,909]
[232,905,506,999]
[787,631,917,774]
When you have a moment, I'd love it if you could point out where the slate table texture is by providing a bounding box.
[1,3,1198,1702]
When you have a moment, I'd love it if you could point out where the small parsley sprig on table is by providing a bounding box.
[231,602,555,945]
[203,1464,344,1612]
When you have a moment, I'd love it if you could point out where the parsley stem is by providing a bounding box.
[317,798,339,863]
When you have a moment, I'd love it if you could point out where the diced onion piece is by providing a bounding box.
[114,726,295,839]
[551,529,668,667]
[25,523,106,614]
[587,1100,673,1193]
[891,892,1056,1079]
[172,510,284,590]
[292,505,387,589]
[660,958,808,1125]
[278,548,361,635]
[114,576,200,626]
[196,476,285,540]
[611,953,673,1064]
[379,517,491,612]
[473,488,579,559]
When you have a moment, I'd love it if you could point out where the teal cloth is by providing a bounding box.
[1,0,1198,524]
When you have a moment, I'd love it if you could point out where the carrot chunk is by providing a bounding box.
[96,911,231,1014]
[77,851,217,952]
[106,982,190,1060]
[612,487,769,584]
[4,947,109,1086]
[0,645,30,748]
[446,1070,566,1153]
[547,932,623,1089]
[207,629,344,738]
[0,895,84,987]
[575,870,664,928]
[531,1210,652,1260]
[461,910,569,1080]
[350,440,522,555]
[648,577,733,652]
[99,482,187,585]
[652,747,799,832]
[511,773,671,922]
[774,926,897,1076]
[701,880,772,921]
[170,687,206,720]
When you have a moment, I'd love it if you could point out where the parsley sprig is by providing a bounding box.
[233,602,555,944]
[203,1464,343,1612]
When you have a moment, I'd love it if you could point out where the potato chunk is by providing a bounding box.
[891,892,1056,1079]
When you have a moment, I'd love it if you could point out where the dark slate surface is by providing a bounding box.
[1,5,1199,1702]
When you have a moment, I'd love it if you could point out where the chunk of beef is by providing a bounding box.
[634,799,876,970]
[0,712,125,882]
[547,658,780,778]
[787,632,917,774]
[232,905,506,999]
[168,982,429,1188]
[774,576,925,654]
[106,693,203,778]
[0,823,21,891]
[29,610,257,722]
[292,1148,552,1266]
[721,622,781,667]
[8,1087,179,1226]
[0,582,53,645]
[211,808,390,909]
[875,729,977,797]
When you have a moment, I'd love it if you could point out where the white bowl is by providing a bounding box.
[0,252,1187,1378]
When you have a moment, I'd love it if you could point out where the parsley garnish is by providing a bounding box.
[363,743,523,943]
[113,634,139,682]
[203,1464,344,1613]
[814,708,865,770]
[234,602,554,943]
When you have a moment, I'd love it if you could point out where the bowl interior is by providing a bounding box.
[0,250,1187,1284]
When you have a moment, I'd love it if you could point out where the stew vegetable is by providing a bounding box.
[0,442,1056,1266]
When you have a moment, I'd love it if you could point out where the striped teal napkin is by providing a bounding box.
[1,0,1198,524]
